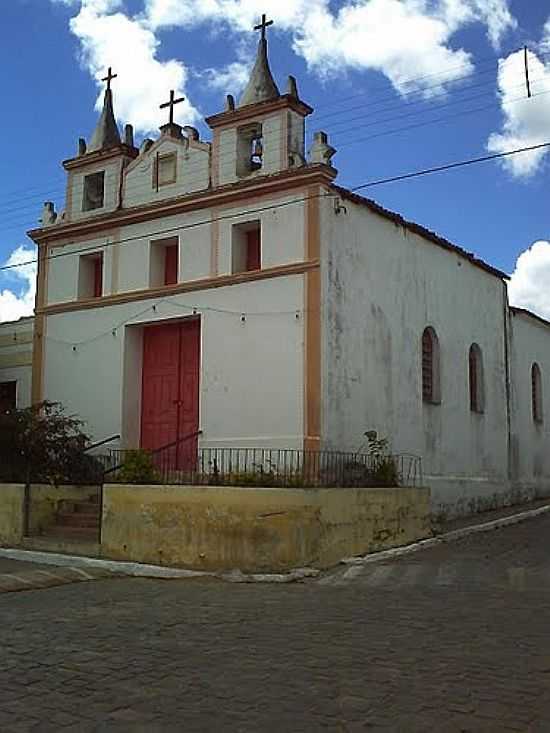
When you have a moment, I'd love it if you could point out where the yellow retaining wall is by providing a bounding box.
[102,484,431,571]
[0,484,25,544]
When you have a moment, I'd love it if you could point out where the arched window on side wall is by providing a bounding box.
[469,343,484,413]
[422,327,440,404]
[532,362,543,424]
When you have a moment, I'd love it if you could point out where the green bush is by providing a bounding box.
[115,450,160,484]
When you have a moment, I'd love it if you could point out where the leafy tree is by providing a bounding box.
[0,401,100,484]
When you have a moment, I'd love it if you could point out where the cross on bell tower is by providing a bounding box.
[160,90,185,126]
[254,13,273,41]
[101,67,117,92]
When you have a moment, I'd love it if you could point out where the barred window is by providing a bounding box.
[469,343,484,413]
[532,362,543,424]
[422,327,440,404]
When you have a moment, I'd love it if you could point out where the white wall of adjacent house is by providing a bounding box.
[320,195,517,517]
[508,310,550,493]
[0,317,34,409]
[42,275,305,450]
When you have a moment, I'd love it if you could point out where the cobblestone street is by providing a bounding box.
[2,515,550,731]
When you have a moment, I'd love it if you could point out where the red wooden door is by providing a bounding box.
[140,319,200,470]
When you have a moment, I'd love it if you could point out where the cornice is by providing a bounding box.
[28,165,336,245]
[63,144,139,171]
[37,259,320,316]
[205,95,313,129]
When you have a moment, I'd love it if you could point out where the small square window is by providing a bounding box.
[82,171,105,211]
[78,253,103,299]
[154,153,177,188]
[232,221,261,274]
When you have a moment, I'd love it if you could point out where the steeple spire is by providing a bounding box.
[88,68,122,153]
[238,15,280,108]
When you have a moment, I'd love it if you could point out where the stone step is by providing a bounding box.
[56,511,100,529]
[58,500,100,515]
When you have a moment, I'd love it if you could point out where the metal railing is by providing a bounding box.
[97,445,422,489]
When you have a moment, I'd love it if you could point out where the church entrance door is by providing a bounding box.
[140,318,200,470]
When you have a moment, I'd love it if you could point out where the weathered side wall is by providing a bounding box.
[320,196,512,518]
[102,484,430,571]
[509,310,550,499]
[0,484,25,545]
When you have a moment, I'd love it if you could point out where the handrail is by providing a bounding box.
[84,434,121,453]
[103,430,202,476]
[151,430,203,456]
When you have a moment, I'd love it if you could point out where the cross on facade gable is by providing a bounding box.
[160,90,185,125]
[254,14,273,41]
[101,67,117,91]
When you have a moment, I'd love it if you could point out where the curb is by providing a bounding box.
[0,547,319,584]
[341,502,550,566]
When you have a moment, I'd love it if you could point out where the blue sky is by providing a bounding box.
[1,0,549,321]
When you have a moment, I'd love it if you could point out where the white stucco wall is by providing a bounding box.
[42,276,305,449]
[0,317,34,408]
[508,310,550,496]
[46,192,306,304]
[320,196,512,516]
[123,136,210,209]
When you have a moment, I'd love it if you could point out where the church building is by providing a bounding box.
[23,20,550,517]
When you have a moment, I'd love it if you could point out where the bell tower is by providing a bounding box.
[60,68,138,224]
[205,16,313,187]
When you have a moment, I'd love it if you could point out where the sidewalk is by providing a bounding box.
[435,496,550,534]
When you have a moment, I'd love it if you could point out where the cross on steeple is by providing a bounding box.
[160,90,185,125]
[254,13,273,41]
[101,67,117,92]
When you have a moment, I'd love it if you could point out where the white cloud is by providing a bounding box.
[56,0,519,133]
[144,0,516,97]
[487,48,550,178]
[509,241,550,320]
[0,247,37,324]
[202,61,251,93]
[67,1,200,136]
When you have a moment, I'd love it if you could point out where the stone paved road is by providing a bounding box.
[2,516,550,732]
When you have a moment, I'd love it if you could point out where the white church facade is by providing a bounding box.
[1,26,546,517]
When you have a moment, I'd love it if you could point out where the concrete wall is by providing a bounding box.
[0,484,25,544]
[0,317,34,408]
[101,484,431,571]
[320,196,511,517]
[509,310,550,497]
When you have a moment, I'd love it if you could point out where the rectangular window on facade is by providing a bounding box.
[153,153,177,189]
[0,381,16,414]
[150,237,179,287]
[82,171,105,211]
[232,221,261,274]
[78,253,103,299]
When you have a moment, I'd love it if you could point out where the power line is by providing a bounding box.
[1,140,548,274]
[349,141,550,192]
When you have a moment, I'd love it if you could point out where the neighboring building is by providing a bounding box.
[0,316,34,412]
[25,28,550,516]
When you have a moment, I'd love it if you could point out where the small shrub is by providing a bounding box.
[115,450,159,484]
